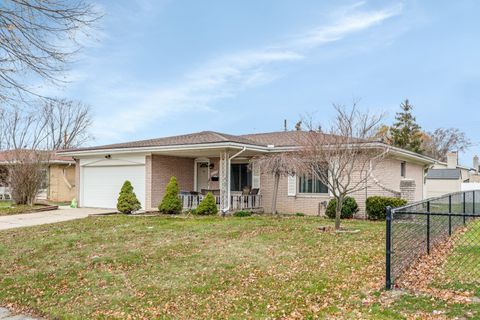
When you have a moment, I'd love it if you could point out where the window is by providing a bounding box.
[401,161,406,178]
[230,163,252,191]
[299,168,328,194]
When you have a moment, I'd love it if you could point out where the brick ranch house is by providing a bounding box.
[0,150,76,202]
[58,131,436,216]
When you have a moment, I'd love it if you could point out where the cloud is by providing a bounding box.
[89,2,403,140]
[292,3,403,49]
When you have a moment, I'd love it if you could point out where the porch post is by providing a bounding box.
[219,150,230,214]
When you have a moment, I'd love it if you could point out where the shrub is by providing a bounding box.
[325,197,359,219]
[295,212,305,217]
[117,181,141,214]
[158,176,182,214]
[233,210,251,217]
[366,196,407,220]
[196,192,218,215]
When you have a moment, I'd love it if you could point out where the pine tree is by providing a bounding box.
[158,176,182,214]
[390,99,424,153]
[117,180,141,214]
[195,192,218,215]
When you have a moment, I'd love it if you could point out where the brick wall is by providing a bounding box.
[48,164,76,202]
[148,155,194,210]
[261,156,425,217]
[260,173,330,215]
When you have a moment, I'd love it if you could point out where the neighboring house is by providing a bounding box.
[58,131,435,217]
[426,151,479,198]
[0,150,76,202]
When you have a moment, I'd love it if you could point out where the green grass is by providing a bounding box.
[433,219,480,296]
[0,201,12,208]
[0,202,44,216]
[0,215,477,319]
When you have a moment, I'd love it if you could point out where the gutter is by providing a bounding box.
[222,147,247,215]
[57,142,269,157]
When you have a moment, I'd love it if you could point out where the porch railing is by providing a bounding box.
[180,194,262,212]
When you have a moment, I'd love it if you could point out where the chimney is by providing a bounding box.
[474,155,479,172]
[446,151,458,169]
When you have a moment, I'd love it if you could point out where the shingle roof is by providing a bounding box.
[240,131,360,147]
[61,131,264,152]
[58,130,373,154]
[426,169,461,180]
[0,149,74,163]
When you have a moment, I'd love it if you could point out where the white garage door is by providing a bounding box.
[82,165,145,209]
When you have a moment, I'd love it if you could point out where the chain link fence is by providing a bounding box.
[386,190,480,289]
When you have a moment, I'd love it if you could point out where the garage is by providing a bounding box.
[80,156,146,209]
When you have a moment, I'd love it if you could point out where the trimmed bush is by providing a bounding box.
[196,192,218,215]
[325,197,359,219]
[117,180,141,214]
[366,196,407,220]
[233,210,251,217]
[158,176,182,214]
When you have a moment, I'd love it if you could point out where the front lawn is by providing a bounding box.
[0,215,477,319]
[0,201,44,216]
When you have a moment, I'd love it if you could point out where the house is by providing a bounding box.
[425,151,480,198]
[58,131,435,216]
[0,150,76,202]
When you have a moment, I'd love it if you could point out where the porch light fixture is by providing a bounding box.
[209,163,214,169]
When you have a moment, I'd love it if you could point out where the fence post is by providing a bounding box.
[463,192,466,225]
[448,195,452,236]
[426,200,431,255]
[448,195,452,213]
[427,213,431,255]
[448,214,452,236]
[474,191,476,215]
[385,206,392,290]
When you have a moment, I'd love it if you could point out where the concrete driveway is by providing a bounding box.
[0,206,115,231]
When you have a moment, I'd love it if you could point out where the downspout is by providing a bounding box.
[222,147,247,214]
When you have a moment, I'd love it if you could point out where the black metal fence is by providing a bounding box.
[386,190,480,289]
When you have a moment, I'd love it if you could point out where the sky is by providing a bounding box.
[39,0,480,165]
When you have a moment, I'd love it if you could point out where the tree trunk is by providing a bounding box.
[335,196,343,230]
[272,173,280,214]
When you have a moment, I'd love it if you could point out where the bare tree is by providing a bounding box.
[298,104,386,230]
[251,153,299,215]
[0,0,100,101]
[423,128,471,162]
[43,98,92,149]
[0,107,50,205]
[0,100,92,205]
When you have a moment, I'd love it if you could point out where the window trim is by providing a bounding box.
[297,168,329,195]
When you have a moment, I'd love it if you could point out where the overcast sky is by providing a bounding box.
[40,0,480,165]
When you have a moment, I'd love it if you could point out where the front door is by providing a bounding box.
[196,162,209,192]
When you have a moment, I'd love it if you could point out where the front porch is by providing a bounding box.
[145,146,266,213]
[179,193,262,212]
